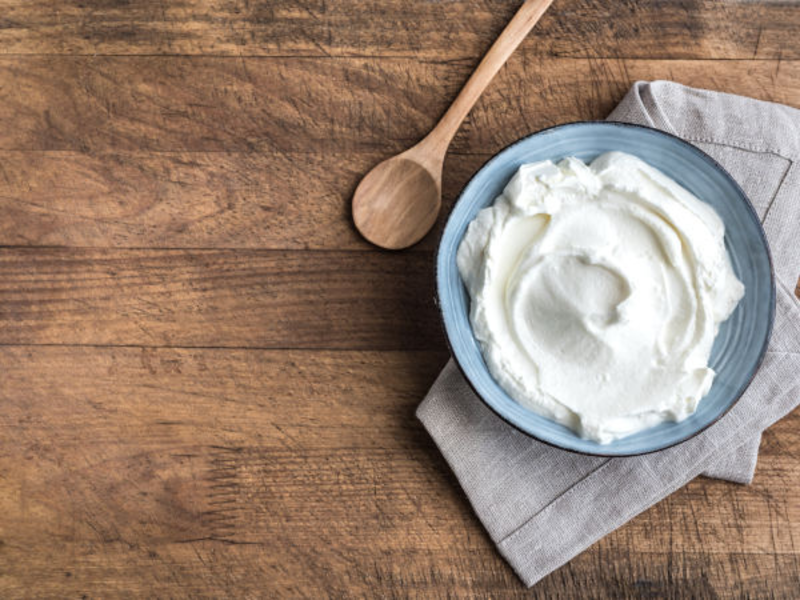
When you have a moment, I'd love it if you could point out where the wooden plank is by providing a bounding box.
[1,57,799,155]
[0,248,441,349]
[2,547,797,598]
[0,150,487,250]
[0,346,797,597]
[0,150,375,250]
[0,0,796,60]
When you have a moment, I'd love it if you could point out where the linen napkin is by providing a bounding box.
[417,81,800,587]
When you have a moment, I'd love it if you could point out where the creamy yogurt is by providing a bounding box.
[457,151,744,443]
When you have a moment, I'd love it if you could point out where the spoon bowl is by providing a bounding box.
[352,153,441,250]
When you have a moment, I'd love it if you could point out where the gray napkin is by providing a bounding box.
[417,81,800,587]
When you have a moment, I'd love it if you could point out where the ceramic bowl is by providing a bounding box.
[436,121,775,456]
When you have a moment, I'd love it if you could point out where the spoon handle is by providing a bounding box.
[423,0,555,157]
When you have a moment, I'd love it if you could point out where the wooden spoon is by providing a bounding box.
[352,0,555,250]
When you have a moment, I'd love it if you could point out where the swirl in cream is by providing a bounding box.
[457,152,744,443]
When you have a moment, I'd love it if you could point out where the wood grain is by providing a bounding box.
[0,150,391,250]
[0,149,484,251]
[0,249,440,349]
[2,56,799,155]
[0,0,796,60]
[0,347,797,597]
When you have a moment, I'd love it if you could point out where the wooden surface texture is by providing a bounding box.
[0,1,798,597]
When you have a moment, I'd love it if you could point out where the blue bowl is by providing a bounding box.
[437,122,775,456]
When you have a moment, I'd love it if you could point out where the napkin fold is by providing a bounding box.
[417,81,800,587]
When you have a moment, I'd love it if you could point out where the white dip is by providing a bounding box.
[457,151,745,443]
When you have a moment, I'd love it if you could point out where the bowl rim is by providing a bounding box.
[435,120,776,457]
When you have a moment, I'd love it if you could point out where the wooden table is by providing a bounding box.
[0,1,798,597]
